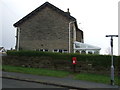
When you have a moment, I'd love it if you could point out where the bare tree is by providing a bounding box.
[105,47,111,55]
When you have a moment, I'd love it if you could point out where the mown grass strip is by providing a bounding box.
[2,65,70,78]
[2,65,120,86]
[74,73,120,86]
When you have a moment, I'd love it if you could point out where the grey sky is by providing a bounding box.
[1,0,119,55]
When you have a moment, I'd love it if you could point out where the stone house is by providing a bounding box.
[14,2,84,53]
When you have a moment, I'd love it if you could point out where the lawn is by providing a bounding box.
[74,73,119,85]
[2,65,70,78]
[2,65,120,86]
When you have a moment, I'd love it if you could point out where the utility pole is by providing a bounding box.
[105,35,118,85]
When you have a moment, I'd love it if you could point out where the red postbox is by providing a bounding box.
[72,57,77,64]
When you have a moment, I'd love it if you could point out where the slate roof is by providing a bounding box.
[13,2,76,27]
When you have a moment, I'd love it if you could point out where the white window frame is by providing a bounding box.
[53,49,68,53]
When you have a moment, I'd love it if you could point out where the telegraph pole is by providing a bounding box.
[105,35,118,85]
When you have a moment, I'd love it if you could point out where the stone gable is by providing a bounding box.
[14,2,84,53]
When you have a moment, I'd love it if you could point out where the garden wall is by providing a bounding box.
[2,51,120,75]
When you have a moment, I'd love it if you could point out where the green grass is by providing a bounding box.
[2,65,70,78]
[74,73,120,85]
[2,65,120,86]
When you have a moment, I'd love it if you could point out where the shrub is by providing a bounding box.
[6,50,120,74]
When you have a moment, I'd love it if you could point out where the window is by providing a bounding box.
[44,49,48,52]
[53,49,58,52]
[63,50,68,53]
[75,44,80,48]
[81,50,86,54]
[59,49,62,53]
[35,49,49,52]
[53,49,68,53]
[75,50,80,53]
[40,49,44,51]
[88,51,92,54]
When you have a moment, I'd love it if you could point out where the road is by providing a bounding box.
[2,78,66,88]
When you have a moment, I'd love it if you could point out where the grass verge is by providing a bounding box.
[74,73,120,85]
[2,65,120,86]
[2,65,70,78]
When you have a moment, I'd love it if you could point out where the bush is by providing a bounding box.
[7,51,119,66]
[5,50,120,74]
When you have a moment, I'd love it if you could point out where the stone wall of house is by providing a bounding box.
[76,30,83,43]
[17,7,83,53]
[19,7,74,52]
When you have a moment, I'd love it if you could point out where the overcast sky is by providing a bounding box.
[0,0,119,55]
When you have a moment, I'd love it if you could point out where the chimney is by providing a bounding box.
[67,8,70,15]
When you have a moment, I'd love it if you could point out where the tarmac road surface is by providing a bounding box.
[2,71,119,90]
[2,78,65,89]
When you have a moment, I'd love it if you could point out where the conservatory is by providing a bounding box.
[73,41,101,54]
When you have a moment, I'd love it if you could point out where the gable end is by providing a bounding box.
[13,2,76,27]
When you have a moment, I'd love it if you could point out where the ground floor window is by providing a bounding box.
[36,49,49,52]
[35,49,68,53]
[53,49,68,53]
[53,49,58,52]
[75,50,80,53]
[40,49,44,51]
[81,50,86,54]
[74,50,99,54]
[44,49,48,52]
[63,50,68,53]
[58,49,62,53]
[88,51,93,54]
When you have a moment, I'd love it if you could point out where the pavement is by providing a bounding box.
[2,71,120,90]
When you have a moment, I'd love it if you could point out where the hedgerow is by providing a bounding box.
[6,50,119,68]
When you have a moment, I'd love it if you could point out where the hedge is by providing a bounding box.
[6,50,120,68]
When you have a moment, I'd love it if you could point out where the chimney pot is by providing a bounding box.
[67,8,70,15]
